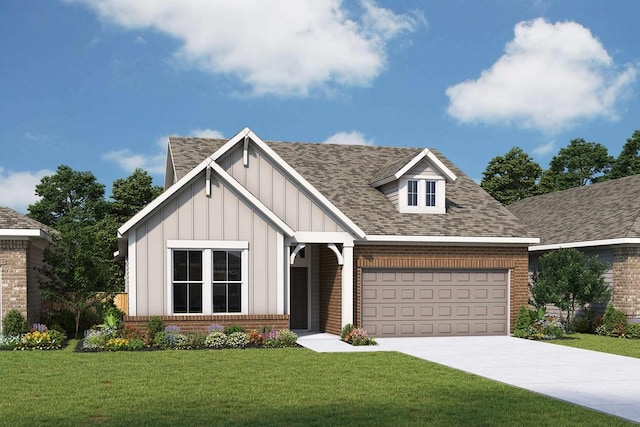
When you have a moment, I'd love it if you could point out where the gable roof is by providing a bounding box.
[162,131,534,241]
[0,207,53,240]
[507,174,640,249]
[370,149,457,187]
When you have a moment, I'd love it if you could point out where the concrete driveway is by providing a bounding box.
[296,333,640,423]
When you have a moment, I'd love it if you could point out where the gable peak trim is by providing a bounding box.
[371,148,457,187]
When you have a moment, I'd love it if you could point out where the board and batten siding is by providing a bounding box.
[218,144,346,233]
[132,173,281,316]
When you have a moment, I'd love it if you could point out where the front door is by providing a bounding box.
[290,267,308,329]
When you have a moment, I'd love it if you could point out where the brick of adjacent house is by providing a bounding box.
[613,247,640,318]
[1,240,30,324]
[353,245,530,333]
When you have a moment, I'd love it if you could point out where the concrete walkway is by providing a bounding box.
[296,333,640,423]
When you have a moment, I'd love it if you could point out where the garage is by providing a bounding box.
[361,269,508,337]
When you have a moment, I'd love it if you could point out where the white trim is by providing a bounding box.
[243,135,249,167]
[166,243,249,315]
[529,238,640,252]
[398,177,446,214]
[327,243,344,265]
[371,148,457,187]
[0,229,51,241]
[227,129,366,239]
[128,229,137,316]
[364,235,540,245]
[276,232,285,314]
[290,243,306,265]
[507,269,512,335]
[205,166,212,197]
[118,127,364,239]
[288,231,355,245]
[167,240,248,250]
[209,162,295,237]
[341,244,354,327]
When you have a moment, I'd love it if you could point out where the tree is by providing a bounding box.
[530,248,611,329]
[540,139,612,192]
[28,165,107,227]
[609,130,640,179]
[38,221,114,337]
[480,147,542,205]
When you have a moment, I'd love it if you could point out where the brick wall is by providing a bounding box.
[354,245,530,333]
[612,247,640,317]
[0,240,29,325]
[319,245,342,335]
[124,314,290,334]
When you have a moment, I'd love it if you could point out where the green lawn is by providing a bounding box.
[549,333,640,358]
[0,342,633,427]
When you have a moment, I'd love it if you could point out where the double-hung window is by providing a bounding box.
[168,241,248,315]
[399,177,446,214]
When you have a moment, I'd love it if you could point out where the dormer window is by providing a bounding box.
[399,177,446,214]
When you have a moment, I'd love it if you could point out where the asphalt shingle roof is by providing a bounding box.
[168,137,533,239]
[507,174,640,245]
[0,207,52,234]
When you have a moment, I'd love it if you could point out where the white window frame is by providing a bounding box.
[167,240,249,315]
[398,176,446,214]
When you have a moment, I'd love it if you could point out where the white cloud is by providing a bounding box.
[533,140,555,156]
[102,128,225,174]
[70,0,420,96]
[190,128,225,139]
[446,18,637,132]
[322,130,373,146]
[0,167,53,213]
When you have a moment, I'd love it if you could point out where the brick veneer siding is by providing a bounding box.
[124,314,290,334]
[319,245,342,334]
[1,240,30,326]
[354,245,530,333]
[612,246,640,318]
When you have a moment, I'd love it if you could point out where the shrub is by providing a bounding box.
[248,330,265,346]
[513,305,531,338]
[263,329,282,348]
[626,323,640,339]
[278,330,298,347]
[224,325,245,334]
[153,331,167,348]
[146,316,165,337]
[0,334,22,350]
[17,329,67,350]
[205,331,227,349]
[226,332,248,348]
[83,328,115,350]
[2,309,28,336]
[127,338,145,350]
[603,305,627,337]
[175,331,207,349]
[340,323,355,341]
[345,328,377,346]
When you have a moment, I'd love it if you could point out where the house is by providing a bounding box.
[0,207,52,332]
[117,128,538,337]
[508,174,640,319]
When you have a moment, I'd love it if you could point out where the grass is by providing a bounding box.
[549,332,640,358]
[0,341,633,426]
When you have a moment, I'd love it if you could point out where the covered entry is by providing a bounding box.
[361,269,508,337]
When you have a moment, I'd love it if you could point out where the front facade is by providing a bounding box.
[508,174,640,318]
[119,128,537,336]
[0,207,52,332]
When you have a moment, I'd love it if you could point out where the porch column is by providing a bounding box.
[341,243,354,327]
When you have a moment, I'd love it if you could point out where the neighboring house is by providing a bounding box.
[0,207,52,332]
[508,174,640,319]
[117,128,537,337]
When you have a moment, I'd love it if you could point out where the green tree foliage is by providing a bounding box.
[609,130,640,179]
[39,221,114,337]
[531,248,611,329]
[96,169,163,291]
[27,165,107,227]
[480,147,543,205]
[540,139,612,192]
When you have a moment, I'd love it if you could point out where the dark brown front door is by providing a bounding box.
[290,267,308,329]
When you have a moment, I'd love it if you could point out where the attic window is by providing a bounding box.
[399,177,446,214]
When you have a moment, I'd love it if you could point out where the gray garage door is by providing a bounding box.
[362,269,508,337]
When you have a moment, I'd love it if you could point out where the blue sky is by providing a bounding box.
[1,1,638,213]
